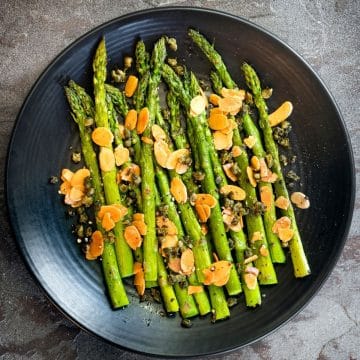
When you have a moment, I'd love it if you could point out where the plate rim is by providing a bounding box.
[5,6,356,358]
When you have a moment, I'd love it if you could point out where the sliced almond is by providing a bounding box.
[259,245,269,257]
[175,162,189,175]
[221,87,246,100]
[61,168,74,182]
[275,196,290,210]
[154,140,171,168]
[243,135,256,149]
[125,109,137,130]
[209,93,221,106]
[168,257,181,273]
[141,136,153,145]
[203,260,232,287]
[170,177,187,204]
[290,192,310,209]
[272,216,292,234]
[250,156,261,171]
[247,166,257,187]
[278,227,294,242]
[195,204,211,223]
[161,235,178,249]
[223,163,238,182]
[137,107,150,134]
[132,220,147,236]
[218,96,242,114]
[60,181,71,195]
[133,213,144,222]
[99,147,116,172]
[231,145,242,158]
[180,248,194,275]
[151,124,167,141]
[114,145,130,166]
[194,193,217,208]
[166,149,190,170]
[243,273,257,290]
[213,130,233,150]
[260,185,273,210]
[259,158,269,178]
[119,163,140,182]
[268,101,293,127]
[187,285,204,295]
[91,127,114,147]
[124,225,142,250]
[190,95,206,116]
[208,113,229,130]
[201,224,208,235]
[251,231,262,242]
[220,184,246,201]
[69,187,84,202]
[261,172,278,183]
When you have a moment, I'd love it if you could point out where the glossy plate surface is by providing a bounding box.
[6,7,354,358]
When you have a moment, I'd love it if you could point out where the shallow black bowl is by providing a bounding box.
[6,7,355,358]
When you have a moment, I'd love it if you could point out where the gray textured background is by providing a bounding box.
[0,1,359,359]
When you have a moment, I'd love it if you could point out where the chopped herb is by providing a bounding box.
[48,176,59,184]
[71,151,81,163]
[181,319,193,328]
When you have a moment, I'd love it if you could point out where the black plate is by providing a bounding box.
[6,7,355,358]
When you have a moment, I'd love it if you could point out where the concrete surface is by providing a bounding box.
[0,0,359,359]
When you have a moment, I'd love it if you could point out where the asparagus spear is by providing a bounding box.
[93,38,134,278]
[139,38,167,282]
[189,30,285,265]
[65,85,129,308]
[242,63,310,277]
[241,108,286,263]
[162,64,242,296]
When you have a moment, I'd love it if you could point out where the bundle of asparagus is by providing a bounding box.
[59,30,310,325]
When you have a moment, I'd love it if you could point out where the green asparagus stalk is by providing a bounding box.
[140,37,167,281]
[162,64,242,296]
[242,63,310,277]
[65,85,129,308]
[93,38,134,278]
[241,109,286,263]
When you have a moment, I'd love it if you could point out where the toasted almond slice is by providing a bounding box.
[134,263,145,296]
[231,145,242,158]
[187,285,204,295]
[247,166,257,187]
[208,113,229,130]
[243,273,257,290]
[102,212,116,231]
[124,225,143,250]
[91,127,114,147]
[141,136,153,145]
[250,156,261,171]
[99,147,115,172]
[260,185,273,210]
[60,181,71,195]
[161,235,178,249]
[229,217,243,232]
[278,227,294,242]
[259,245,269,257]
[272,216,291,234]
[98,204,128,222]
[221,87,246,99]
[262,172,278,183]
[175,162,189,175]
[210,107,224,116]
[61,168,74,182]
[166,149,190,170]
[194,194,217,208]
[132,220,147,236]
[223,163,238,182]
[118,124,125,139]
[243,135,256,149]
[209,93,221,106]
[70,168,90,187]
[190,95,206,116]
[213,130,233,150]
[180,248,194,275]
[119,163,140,182]
[69,187,84,202]
[170,177,187,204]
[203,260,232,286]
[195,204,211,223]
[157,217,178,236]
[154,140,171,168]
[220,118,237,135]
[290,192,310,209]
[259,158,269,178]
[251,231,262,242]
[275,196,290,210]
[114,145,130,166]
[244,254,258,264]
[151,124,167,141]
[268,101,293,127]
[218,96,242,114]
[137,107,150,134]
[168,257,181,273]
[220,184,246,200]
[245,266,260,277]
[133,213,144,222]
[124,75,139,98]
[125,109,137,130]
[85,230,104,260]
